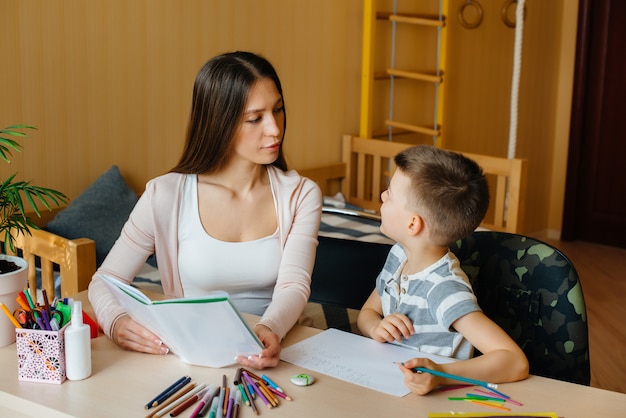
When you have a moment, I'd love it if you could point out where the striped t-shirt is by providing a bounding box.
[376,244,481,359]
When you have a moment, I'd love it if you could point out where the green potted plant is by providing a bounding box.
[0,124,68,346]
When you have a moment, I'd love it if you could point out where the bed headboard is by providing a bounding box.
[299,134,527,234]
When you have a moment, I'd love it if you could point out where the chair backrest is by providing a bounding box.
[341,134,527,233]
[11,228,96,300]
[310,235,391,310]
[449,231,590,385]
[309,235,392,330]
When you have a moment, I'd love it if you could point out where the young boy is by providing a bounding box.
[357,145,529,395]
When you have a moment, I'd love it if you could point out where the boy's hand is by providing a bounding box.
[397,358,440,395]
[369,313,414,343]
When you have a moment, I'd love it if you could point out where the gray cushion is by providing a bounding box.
[47,165,137,266]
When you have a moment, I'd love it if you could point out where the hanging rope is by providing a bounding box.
[507,0,525,159]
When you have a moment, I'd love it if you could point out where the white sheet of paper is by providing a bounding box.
[280,328,454,397]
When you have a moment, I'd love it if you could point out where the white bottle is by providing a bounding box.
[64,300,92,380]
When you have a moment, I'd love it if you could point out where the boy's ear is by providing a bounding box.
[407,214,424,236]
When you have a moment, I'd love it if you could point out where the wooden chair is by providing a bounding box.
[8,208,96,300]
[300,134,527,233]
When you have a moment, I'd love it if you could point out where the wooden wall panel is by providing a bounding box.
[0,0,363,198]
[444,0,575,235]
[0,0,578,236]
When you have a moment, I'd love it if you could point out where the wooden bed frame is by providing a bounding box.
[300,134,527,233]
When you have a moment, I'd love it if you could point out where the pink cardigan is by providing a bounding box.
[88,167,322,340]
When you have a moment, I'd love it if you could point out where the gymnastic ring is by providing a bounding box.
[458,0,483,30]
[502,0,527,29]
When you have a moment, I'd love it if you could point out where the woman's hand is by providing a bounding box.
[111,314,170,355]
[235,324,281,369]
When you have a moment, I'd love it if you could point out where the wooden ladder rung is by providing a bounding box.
[386,69,443,84]
[377,12,445,27]
[371,128,414,138]
[385,120,440,137]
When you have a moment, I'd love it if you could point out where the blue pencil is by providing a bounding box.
[151,375,192,408]
[412,367,499,390]
[145,375,188,409]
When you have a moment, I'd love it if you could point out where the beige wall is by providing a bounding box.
[443,0,578,238]
[0,0,577,237]
[0,0,363,196]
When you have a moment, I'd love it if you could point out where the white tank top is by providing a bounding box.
[178,175,280,316]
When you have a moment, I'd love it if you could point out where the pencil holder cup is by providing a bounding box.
[15,325,68,384]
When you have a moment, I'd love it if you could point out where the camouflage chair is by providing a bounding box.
[449,231,590,385]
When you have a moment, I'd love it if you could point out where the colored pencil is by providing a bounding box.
[256,381,278,407]
[170,386,209,417]
[266,385,292,401]
[413,367,498,389]
[465,398,511,410]
[241,377,258,415]
[146,376,189,409]
[225,394,234,418]
[152,377,193,407]
[474,388,522,405]
[156,383,205,418]
[261,374,284,393]
[147,382,197,418]
[475,385,511,399]
[243,372,271,409]
[0,302,22,329]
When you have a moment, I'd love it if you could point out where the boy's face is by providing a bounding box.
[380,169,415,241]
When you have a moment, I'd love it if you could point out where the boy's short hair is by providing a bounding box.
[394,145,489,246]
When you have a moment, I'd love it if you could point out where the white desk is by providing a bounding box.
[0,293,624,418]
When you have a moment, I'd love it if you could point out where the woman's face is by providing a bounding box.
[232,78,285,166]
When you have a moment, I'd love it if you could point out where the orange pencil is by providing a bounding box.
[222,386,230,416]
[256,380,279,406]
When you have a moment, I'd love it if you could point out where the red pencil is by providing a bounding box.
[169,387,208,417]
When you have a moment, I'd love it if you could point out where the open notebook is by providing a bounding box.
[100,274,263,368]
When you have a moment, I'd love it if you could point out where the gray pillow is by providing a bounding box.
[47,165,138,266]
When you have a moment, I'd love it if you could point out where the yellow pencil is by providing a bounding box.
[0,302,21,329]
[466,399,511,411]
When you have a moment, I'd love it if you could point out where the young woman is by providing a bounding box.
[88,51,322,369]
